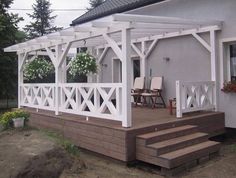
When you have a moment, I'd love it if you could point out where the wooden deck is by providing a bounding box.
[26,107,225,163]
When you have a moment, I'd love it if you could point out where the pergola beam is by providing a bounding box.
[113,14,222,26]
[131,22,200,29]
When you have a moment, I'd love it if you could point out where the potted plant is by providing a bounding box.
[221,81,236,93]
[69,52,98,78]
[0,110,30,129]
[24,57,54,83]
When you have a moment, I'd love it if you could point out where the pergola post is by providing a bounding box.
[55,45,62,115]
[18,53,23,108]
[210,30,218,111]
[17,52,28,108]
[54,43,72,115]
[141,41,146,78]
[121,29,132,127]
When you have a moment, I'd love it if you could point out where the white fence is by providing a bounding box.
[21,84,56,111]
[20,83,123,122]
[176,81,216,117]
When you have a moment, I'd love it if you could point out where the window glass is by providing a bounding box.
[230,44,236,83]
[133,59,140,80]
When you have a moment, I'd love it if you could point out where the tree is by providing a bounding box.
[24,0,61,39]
[0,0,24,108]
[87,0,104,11]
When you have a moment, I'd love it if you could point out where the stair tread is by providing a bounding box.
[159,141,220,160]
[137,125,197,139]
[148,132,208,149]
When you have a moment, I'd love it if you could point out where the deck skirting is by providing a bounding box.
[28,109,225,162]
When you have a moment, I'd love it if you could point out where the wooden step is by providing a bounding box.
[148,132,209,155]
[137,125,198,145]
[158,141,221,169]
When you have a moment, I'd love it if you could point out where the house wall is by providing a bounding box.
[99,0,236,128]
[128,0,236,128]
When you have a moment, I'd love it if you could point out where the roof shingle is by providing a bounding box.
[71,0,165,26]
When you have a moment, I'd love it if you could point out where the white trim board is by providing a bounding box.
[220,37,236,86]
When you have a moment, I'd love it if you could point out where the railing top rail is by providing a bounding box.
[21,83,56,86]
[180,81,215,86]
[21,83,122,87]
[59,83,123,87]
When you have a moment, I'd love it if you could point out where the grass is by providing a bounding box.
[40,129,80,156]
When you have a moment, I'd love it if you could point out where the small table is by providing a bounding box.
[169,98,176,115]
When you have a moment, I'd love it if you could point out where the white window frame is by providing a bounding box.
[112,55,140,84]
[220,37,236,86]
[112,58,122,83]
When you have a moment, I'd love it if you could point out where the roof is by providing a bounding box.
[71,0,165,25]
[4,13,222,53]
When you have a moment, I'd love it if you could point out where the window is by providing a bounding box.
[229,44,236,83]
[133,59,140,80]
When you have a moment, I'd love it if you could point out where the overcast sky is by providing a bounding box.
[10,0,90,29]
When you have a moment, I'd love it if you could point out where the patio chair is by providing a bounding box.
[141,77,166,108]
[131,77,145,106]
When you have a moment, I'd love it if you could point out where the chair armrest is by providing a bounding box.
[143,89,151,93]
[131,89,143,93]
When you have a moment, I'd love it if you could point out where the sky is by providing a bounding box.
[10,0,90,29]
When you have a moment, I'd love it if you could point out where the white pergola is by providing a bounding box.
[5,14,222,127]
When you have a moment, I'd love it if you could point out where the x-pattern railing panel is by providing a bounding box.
[59,83,123,121]
[20,83,123,122]
[21,84,55,110]
[176,81,215,117]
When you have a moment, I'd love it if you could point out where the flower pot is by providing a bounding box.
[12,117,25,128]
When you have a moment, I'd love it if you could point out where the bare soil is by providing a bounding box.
[1,129,236,178]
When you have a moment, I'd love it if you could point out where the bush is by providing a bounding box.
[0,109,30,129]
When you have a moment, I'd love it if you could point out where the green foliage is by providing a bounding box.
[0,109,30,129]
[0,0,24,100]
[24,57,54,82]
[87,0,104,10]
[69,53,97,77]
[61,140,80,156]
[24,0,62,39]
[43,130,80,156]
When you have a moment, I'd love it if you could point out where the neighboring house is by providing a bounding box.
[5,0,235,172]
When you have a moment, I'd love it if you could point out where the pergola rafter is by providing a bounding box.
[4,14,221,54]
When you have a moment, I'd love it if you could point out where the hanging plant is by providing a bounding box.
[24,57,54,81]
[221,81,236,93]
[69,52,97,77]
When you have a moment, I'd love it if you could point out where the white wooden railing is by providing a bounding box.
[21,83,56,111]
[59,83,122,120]
[176,81,216,117]
[20,83,123,122]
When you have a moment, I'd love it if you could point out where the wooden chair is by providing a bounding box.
[141,77,166,108]
[131,77,145,106]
